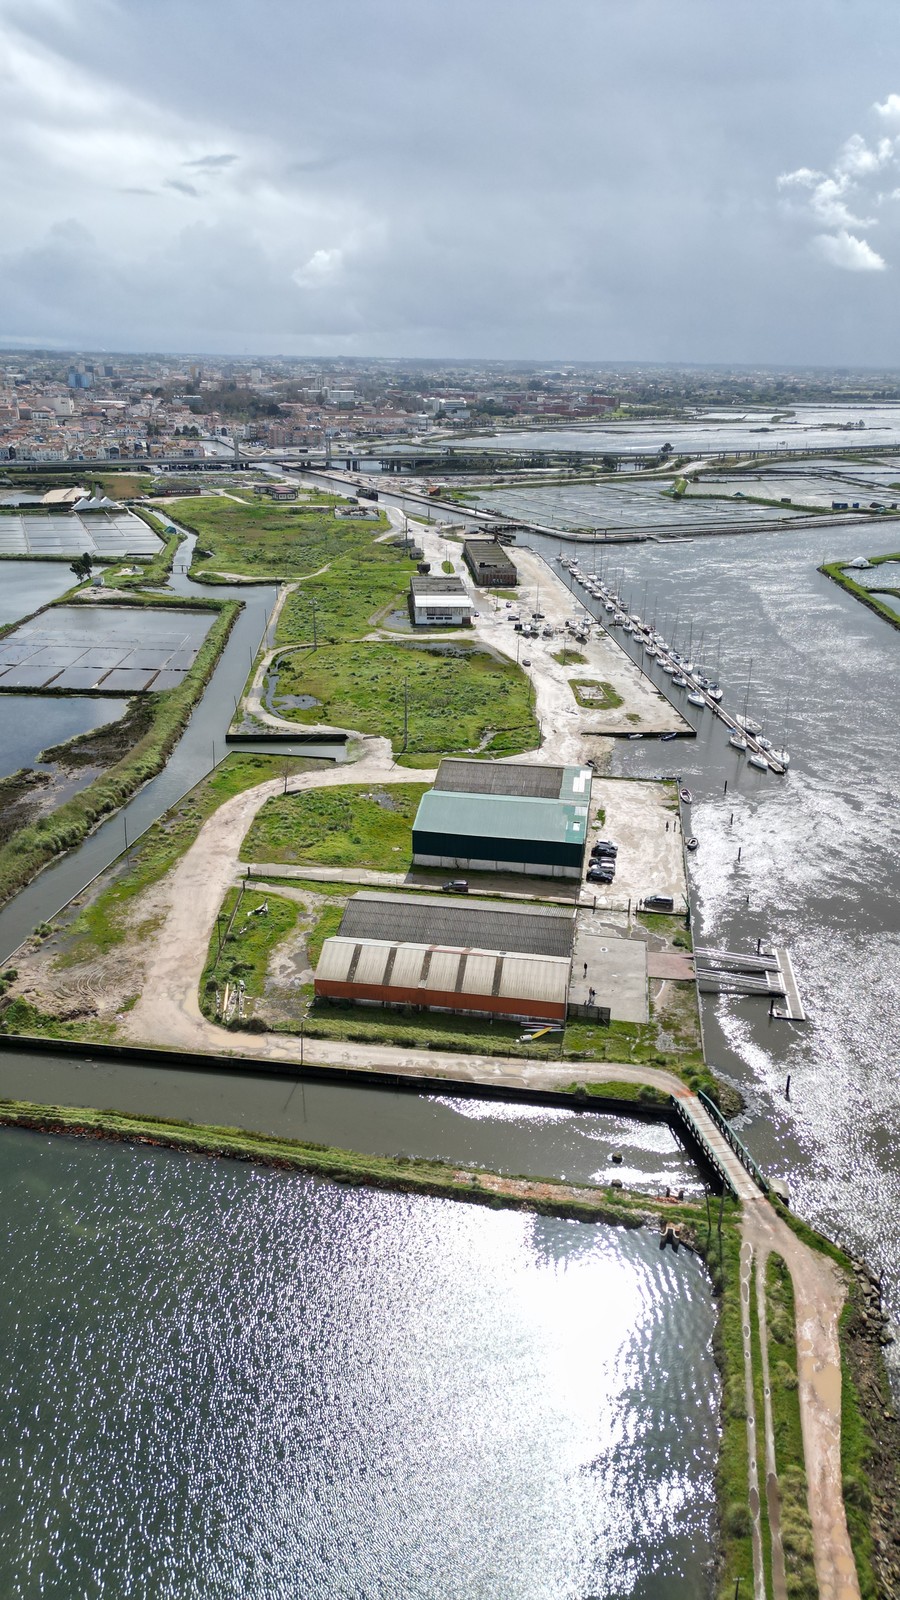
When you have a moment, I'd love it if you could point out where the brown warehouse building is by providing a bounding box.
[314,891,574,1023]
[462,538,518,587]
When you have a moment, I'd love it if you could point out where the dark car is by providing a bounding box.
[587,867,614,884]
[591,839,618,855]
[644,893,674,911]
[442,880,469,893]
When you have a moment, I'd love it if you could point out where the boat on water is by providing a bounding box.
[708,687,724,702]
[748,752,769,771]
[686,836,699,852]
[680,787,693,803]
[628,732,643,739]
[757,736,773,751]
[736,713,763,735]
[687,691,706,707]
[728,732,748,751]
[662,663,676,675]
[661,731,677,741]
[673,674,687,687]
[772,748,791,768]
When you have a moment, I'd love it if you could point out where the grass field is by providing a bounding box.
[240,782,427,870]
[200,886,302,1023]
[569,678,624,709]
[57,753,323,966]
[172,493,390,580]
[275,539,417,645]
[269,640,538,755]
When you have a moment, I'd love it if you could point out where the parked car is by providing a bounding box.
[587,866,614,884]
[591,840,618,856]
[442,880,469,894]
[644,893,674,911]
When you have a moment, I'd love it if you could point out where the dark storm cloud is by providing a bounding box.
[0,0,898,359]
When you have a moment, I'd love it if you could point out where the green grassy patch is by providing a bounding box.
[0,1098,690,1225]
[702,1221,756,1599]
[267,640,538,756]
[821,558,900,632]
[569,678,624,709]
[552,648,587,665]
[241,782,427,870]
[276,539,417,645]
[173,494,390,581]
[200,887,301,1024]
[90,473,156,500]
[765,1255,817,1599]
[307,902,344,967]
[569,1079,669,1108]
[56,753,323,965]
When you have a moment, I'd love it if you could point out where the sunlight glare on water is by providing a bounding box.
[0,1130,718,1600]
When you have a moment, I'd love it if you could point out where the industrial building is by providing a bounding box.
[462,538,518,588]
[408,573,475,627]
[411,760,592,879]
[314,891,574,1022]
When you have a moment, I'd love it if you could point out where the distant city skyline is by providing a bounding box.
[0,0,898,363]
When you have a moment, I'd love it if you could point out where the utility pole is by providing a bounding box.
[402,678,410,751]
[309,596,318,649]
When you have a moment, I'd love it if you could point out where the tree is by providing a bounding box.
[69,552,93,583]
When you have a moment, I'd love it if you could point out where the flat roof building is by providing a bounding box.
[338,890,575,957]
[412,762,592,880]
[462,538,518,588]
[408,573,475,627]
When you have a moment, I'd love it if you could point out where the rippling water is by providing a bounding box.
[0,1129,718,1599]
[521,516,900,1369]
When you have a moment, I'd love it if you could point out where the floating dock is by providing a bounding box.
[693,945,806,1021]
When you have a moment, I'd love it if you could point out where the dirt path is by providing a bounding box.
[742,1201,860,1600]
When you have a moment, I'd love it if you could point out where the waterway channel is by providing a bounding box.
[514,514,900,1370]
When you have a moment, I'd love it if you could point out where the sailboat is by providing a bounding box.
[730,659,753,750]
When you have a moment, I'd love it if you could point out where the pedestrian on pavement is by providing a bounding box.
[583,961,588,978]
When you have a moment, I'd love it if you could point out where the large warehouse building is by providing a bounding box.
[314,890,574,1023]
[411,759,592,879]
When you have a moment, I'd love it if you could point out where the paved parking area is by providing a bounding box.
[582,776,687,911]
[570,916,648,1022]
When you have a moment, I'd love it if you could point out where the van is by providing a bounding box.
[643,893,674,912]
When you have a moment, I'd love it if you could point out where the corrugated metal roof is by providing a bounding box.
[316,937,568,1005]
[498,955,568,1006]
[315,939,356,982]
[414,789,588,847]
[427,948,462,990]
[390,944,426,988]
[460,952,497,994]
[353,943,390,986]
[435,759,563,798]
[409,574,469,596]
[434,759,592,804]
[339,891,574,958]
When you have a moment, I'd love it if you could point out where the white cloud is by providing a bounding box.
[874,92,900,122]
[293,248,344,287]
[777,167,823,190]
[813,230,886,272]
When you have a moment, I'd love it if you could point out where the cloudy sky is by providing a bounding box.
[1,0,898,362]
